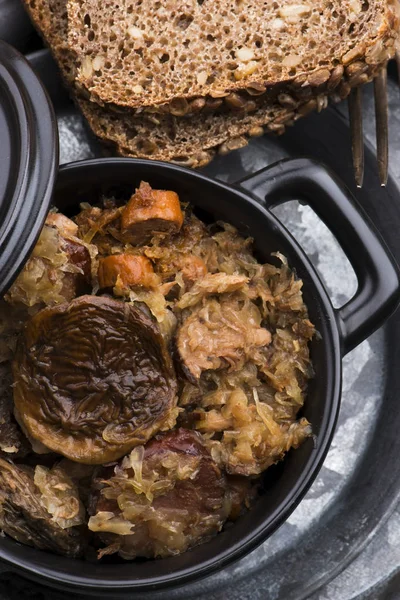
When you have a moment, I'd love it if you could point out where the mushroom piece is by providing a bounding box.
[13,295,178,464]
[121,181,184,245]
[0,458,85,557]
[88,429,229,559]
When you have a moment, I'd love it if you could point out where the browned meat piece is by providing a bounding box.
[0,368,29,458]
[177,272,249,309]
[46,212,92,296]
[226,475,256,520]
[13,295,178,464]
[121,182,184,245]
[154,253,208,287]
[60,239,92,300]
[177,295,271,380]
[0,458,85,557]
[5,223,93,311]
[63,239,92,282]
[178,254,208,284]
[56,460,96,510]
[143,212,219,296]
[74,205,125,254]
[88,429,229,559]
[98,254,159,290]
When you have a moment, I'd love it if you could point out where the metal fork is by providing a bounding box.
[348,64,390,188]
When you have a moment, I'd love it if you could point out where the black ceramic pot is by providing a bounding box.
[0,157,397,596]
[0,40,58,296]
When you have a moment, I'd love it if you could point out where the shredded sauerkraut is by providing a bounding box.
[0,182,316,560]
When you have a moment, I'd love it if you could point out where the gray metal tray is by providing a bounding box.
[1,49,400,600]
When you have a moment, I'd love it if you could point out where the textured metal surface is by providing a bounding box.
[0,72,400,600]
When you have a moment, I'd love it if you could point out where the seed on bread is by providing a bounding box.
[23,0,399,166]
[218,136,248,156]
[92,55,105,72]
[348,72,370,87]
[196,72,208,86]
[248,126,264,137]
[127,26,143,40]
[326,65,345,91]
[66,0,398,112]
[307,69,331,87]
[282,55,302,68]
[245,82,267,96]
[278,5,312,20]
[297,99,318,116]
[209,90,230,98]
[342,45,367,65]
[235,48,255,63]
[267,123,286,135]
[169,98,190,116]
[234,60,259,80]
[365,39,390,64]
[316,95,328,113]
[278,94,298,109]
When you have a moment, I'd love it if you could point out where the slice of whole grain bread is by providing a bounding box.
[22,0,397,166]
[66,0,399,115]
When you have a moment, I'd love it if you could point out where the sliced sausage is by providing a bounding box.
[121,182,184,245]
[98,254,159,290]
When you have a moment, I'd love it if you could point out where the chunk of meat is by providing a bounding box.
[0,458,85,557]
[61,238,92,299]
[74,205,126,255]
[177,295,271,380]
[5,223,92,311]
[98,254,159,290]
[179,254,208,284]
[13,295,178,464]
[177,273,249,309]
[121,182,184,245]
[56,460,96,510]
[225,475,256,520]
[88,429,229,559]
[0,368,29,458]
[46,212,92,294]
[149,253,208,297]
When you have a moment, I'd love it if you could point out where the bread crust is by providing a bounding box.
[22,0,399,166]
[66,0,399,115]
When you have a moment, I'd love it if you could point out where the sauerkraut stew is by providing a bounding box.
[0,182,315,560]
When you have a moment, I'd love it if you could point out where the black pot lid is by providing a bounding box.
[0,40,58,296]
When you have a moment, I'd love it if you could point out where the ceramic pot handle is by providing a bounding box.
[237,158,400,355]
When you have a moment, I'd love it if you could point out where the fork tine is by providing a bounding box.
[396,51,400,84]
[374,68,389,187]
[348,86,364,188]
